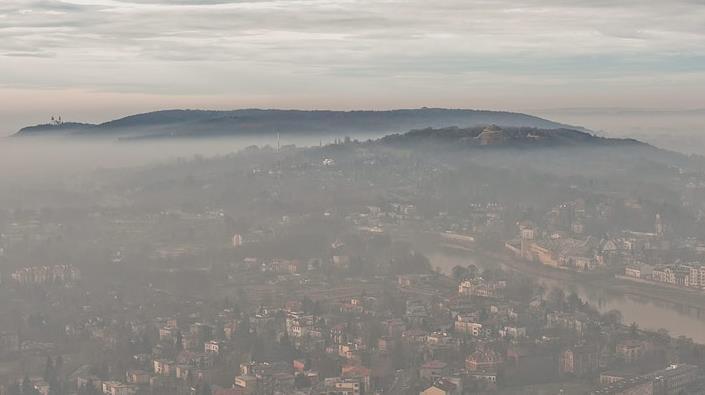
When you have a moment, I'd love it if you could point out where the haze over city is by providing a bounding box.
[4,2,705,395]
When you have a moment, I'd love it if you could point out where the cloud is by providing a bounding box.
[0,0,703,108]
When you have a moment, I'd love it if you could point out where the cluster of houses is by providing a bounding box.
[502,195,705,282]
[9,264,81,285]
[624,262,705,290]
[506,226,604,271]
[4,199,705,395]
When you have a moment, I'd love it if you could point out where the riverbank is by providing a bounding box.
[481,248,705,311]
[393,227,705,342]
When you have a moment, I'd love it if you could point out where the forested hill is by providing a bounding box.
[14,108,584,139]
[378,125,644,148]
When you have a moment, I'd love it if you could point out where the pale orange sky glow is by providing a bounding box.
[1,0,705,135]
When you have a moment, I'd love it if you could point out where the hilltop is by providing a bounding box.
[366,125,689,178]
[378,125,644,148]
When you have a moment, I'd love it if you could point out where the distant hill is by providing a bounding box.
[378,125,644,148]
[14,108,587,139]
[367,125,695,179]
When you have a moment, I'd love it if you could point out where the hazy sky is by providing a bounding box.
[1,0,705,134]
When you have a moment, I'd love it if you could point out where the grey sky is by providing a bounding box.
[1,0,705,133]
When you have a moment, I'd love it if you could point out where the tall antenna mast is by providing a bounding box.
[277,132,280,153]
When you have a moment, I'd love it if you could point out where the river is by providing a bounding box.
[427,250,705,343]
